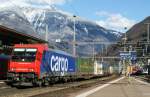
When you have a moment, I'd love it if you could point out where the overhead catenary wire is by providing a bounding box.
[66,0,80,17]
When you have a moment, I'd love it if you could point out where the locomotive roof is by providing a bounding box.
[49,49,73,57]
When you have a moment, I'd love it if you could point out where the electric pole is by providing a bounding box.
[73,15,76,57]
[122,28,127,76]
[93,44,95,61]
[45,25,48,42]
[145,23,150,43]
[144,23,150,54]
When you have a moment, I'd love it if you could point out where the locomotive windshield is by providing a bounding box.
[12,48,37,62]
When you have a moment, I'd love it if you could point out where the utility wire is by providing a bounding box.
[66,0,80,16]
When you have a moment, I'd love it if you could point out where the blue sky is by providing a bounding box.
[57,0,149,21]
[0,0,149,32]
[55,0,150,31]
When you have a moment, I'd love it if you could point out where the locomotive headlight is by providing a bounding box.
[11,68,16,71]
[29,68,34,72]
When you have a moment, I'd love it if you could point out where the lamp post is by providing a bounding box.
[73,15,76,57]
[45,25,48,42]
[122,27,127,76]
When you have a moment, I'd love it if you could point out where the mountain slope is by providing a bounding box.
[0,7,38,37]
[0,6,122,56]
[106,16,150,57]
[126,16,150,42]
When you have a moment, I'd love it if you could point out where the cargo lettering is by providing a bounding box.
[51,55,68,76]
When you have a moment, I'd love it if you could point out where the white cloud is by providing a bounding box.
[0,0,71,8]
[25,0,70,5]
[95,11,136,32]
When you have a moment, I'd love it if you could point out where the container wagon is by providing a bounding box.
[94,61,103,75]
[76,58,94,79]
[94,61,113,76]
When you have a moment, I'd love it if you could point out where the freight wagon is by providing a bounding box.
[7,44,112,86]
[94,61,112,75]
[76,58,94,79]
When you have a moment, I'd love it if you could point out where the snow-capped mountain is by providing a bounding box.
[0,7,36,36]
[0,6,122,56]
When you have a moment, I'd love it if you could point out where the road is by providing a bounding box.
[76,76,150,97]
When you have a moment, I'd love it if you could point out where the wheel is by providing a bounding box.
[37,81,42,87]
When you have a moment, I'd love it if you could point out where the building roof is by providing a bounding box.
[0,25,47,44]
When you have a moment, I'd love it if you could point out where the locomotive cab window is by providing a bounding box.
[12,48,37,62]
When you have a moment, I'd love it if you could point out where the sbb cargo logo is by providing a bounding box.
[50,55,68,76]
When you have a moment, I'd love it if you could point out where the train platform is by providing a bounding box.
[0,80,5,84]
[76,76,150,97]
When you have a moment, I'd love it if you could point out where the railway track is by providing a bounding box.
[0,75,118,97]
[32,75,119,97]
[135,75,150,83]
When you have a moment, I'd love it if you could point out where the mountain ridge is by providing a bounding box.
[0,6,122,56]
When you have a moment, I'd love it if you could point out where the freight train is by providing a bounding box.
[7,44,113,86]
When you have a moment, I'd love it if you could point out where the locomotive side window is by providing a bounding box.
[12,48,37,62]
